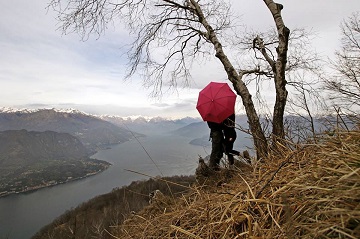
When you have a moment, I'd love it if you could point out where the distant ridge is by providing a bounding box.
[100,114,201,135]
[0,107,201,124]
[0,108,138,152]
[0,107,90,115]
[99,114,200,124]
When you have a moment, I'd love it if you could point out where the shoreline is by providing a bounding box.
[0,164,111,199]
[0,141,122,199]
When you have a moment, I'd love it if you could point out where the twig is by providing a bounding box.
[255,150,300,198]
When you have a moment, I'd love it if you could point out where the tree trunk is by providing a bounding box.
[232,81,269,160]
[191,0,268,159]
[264,0,290,143]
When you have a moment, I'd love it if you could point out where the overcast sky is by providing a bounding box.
[0,0,359,118]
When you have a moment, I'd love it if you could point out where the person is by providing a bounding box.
[207,114,239,170]
[207,119,224,170]
[222,114,240,166]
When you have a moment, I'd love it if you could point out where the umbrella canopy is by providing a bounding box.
[196,82,236,123]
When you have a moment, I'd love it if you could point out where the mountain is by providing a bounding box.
[0,108,138,152]
[172,115,250,138]
[173,114,358,149]
[171,121,209,139]
[0,129,110,196]
[100,115,201,135]
[171,115,254,150]
[0,129,88,166]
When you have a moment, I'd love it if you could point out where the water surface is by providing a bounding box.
[0,134,207,239]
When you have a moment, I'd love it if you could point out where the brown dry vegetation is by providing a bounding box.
[32,175,197,239]
[109,129,360,239]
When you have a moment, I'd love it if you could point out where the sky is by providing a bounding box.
[0,0,359,118]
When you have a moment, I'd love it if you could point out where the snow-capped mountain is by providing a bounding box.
[0,107,38,114]
[99,114,201,135]
[0,106,210,140]
[0,107,90,115]
[0,107,139,152]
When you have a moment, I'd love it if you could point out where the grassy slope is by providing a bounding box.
[32,129,360,239]
[112,129,360,238]
[32,175,196,239]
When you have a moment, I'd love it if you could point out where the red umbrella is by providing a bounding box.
[196,82,236,123]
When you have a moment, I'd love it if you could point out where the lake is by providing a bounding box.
[0,134,208,239]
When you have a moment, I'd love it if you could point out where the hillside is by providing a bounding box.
[0,130,88,165]
[0,130,110,196]
[0,108,138,152]
[114,129,359,238]
[32,175,197,239]
[32,128,360,238]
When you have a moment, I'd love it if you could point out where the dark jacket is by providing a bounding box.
[207,114,236,137]
[222,114,236,140]
[207,114,238,165]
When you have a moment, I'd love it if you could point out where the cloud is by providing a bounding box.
[151,103,171,108]
[1,0,359,118]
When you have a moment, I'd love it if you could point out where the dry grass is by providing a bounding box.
[109,130,360,239]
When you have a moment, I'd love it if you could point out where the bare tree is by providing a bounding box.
[286,71,326,143]
[233,25,322,141]
[325,12,360,112]
[48,0,293,159]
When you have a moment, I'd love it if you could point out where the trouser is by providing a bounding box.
[224,140,235,165]
[224,136,238,165]
[209,130,224,168]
